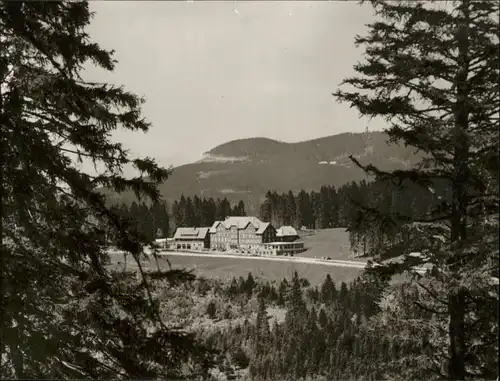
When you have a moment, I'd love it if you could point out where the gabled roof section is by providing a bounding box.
[256,222,271,234]
[209,221,221,234]
[276,226,298,237]
[208,216,274,234]
[223,216,261,230]
[173,227,209,240]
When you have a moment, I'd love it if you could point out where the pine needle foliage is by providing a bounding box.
[1,2,215,379]
[334,1,499,379]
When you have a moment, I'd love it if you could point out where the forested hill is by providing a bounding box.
[105,131,422,213]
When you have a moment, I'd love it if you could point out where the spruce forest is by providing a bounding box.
[117,178,450,261]
[1,1,498,380]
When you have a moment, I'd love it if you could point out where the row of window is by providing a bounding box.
[212,233,259,239]
[177,243,202,249]
[212,230,256,235]
[214,237,237,243]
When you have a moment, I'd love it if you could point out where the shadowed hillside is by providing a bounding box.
[105,131,422,213]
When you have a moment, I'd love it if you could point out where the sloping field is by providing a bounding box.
[111,254,363,286]
[168,255,363,285]
[298,228,366,262]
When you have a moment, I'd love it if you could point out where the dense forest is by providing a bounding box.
[258,180,450,230]
[113,178,449,261]
[110,196,247,241]
[258,179,451,260]
[156,269,463,381]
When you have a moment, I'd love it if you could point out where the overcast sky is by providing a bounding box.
[84,1,384,170]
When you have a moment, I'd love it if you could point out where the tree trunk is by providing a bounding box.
[448,290,466,380]
[11,317,25,379]
[448,1,471,379]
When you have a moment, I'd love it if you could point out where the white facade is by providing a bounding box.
[175,240,205,251]
[154,238,175,250]
[173,227,210,251]
[262,241,306,256]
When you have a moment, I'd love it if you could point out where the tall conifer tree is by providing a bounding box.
[334,1,499,378]
[1,2,214,378]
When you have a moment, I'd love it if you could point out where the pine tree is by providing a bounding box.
[259,191,273,222]
[176,196,188,227]
[295,189,310,229]
[154,201,169,238]
[237,200,246,216]
[270,191,283,227]
[193,195,202,226]
[140,202,154,241]
[254,297,270,357]
[318,308,328,329]
[206,300,217,320]
[215,197,231,220]
[171,199,182,230]
[338,282,349,309]
[329,186,340,228]
[310,191,322,229]
[200,197,216,226]
[183,196,195,226]
[277,279,287,306]
[285,272,307,330]
[318,186,332,228]
[244,272,256,298]
[334,1,499,379]
[1,2,214,378]
[320,274,337,304]
[284,190,297,227]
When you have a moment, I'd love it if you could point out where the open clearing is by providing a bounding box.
[106,228,418,286]
[298,228,367,261]
[298,228,366,261]
[109,253,364,286]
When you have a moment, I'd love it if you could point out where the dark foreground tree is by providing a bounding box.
[1,1,214,379]
[334,0,498,379]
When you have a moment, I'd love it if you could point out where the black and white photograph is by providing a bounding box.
[1,0,498,380]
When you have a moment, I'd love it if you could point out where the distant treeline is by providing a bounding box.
[171,195,247,229]
[111,179,448,253]
[110,202,170,242]
[260,179,450,258]
[110,196,247,241]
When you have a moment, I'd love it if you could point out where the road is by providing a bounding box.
[167,251,368,268]
[107,250,427,274]
[108,250,367,269]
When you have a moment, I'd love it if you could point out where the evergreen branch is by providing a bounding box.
[415,280,448,306]
[349,154,452,187]
[59,146,128,164]
[413,300,448,316]
[348,195,451,225]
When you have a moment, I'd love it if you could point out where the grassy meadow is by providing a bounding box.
[112,253,364,286]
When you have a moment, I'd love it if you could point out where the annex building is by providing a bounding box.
[172,227,210,250]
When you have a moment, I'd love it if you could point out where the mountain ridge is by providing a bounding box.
[105,131,422,214]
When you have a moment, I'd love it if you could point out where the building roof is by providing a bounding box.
[255,222,271,234]
[209,216,272,234]
[173,227,209,240]
[276,226,298,237]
